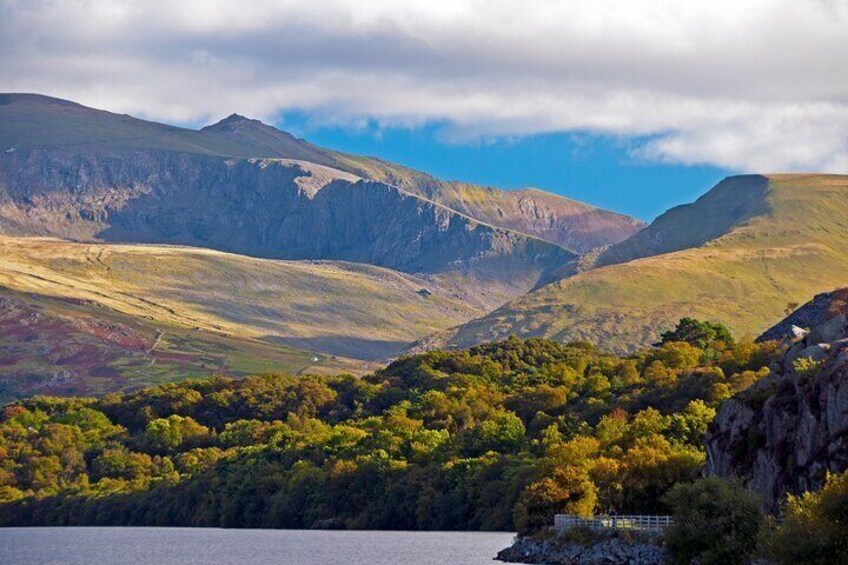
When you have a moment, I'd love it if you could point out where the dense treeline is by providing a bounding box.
[0,321,779,531]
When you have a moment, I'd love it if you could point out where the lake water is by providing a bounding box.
[0,527,517,564]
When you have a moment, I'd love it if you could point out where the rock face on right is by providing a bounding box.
[706,288,848,510]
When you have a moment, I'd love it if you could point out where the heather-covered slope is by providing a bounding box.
[0,287,367,403]
[0,93,643,253]
[431,174,848,353]
[0,234,499,400]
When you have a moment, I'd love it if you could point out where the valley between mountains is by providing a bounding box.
[1,93,847,403]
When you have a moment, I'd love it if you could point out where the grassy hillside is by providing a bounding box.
[0,236,493,400]
[591,175,770,268]
[435,174,848,353]
[0,236,482,355]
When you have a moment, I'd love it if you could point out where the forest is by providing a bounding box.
[0,318,779,533]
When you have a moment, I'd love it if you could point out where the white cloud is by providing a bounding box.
[1,0,846,171]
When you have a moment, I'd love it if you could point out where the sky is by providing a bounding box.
[1,0,846,219]
[283,115,727,219]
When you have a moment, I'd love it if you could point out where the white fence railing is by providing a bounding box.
[554,514,672,533]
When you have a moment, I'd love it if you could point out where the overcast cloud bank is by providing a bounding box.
[1,0,846,172]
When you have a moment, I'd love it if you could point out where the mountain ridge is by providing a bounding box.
[0,93,644,254]
[423,173,848,354]
[9,93,846,402]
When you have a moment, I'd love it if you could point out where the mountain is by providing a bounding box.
[0,93,643,254]
[0,93,622,318]
[0,93,648,398]
[429,174,848,353]
[707,288,848,509]
[0,148,569,290]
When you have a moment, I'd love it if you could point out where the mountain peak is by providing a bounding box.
[202,113,273,133]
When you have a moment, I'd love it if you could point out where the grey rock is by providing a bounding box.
[796,343,830,364]
[808,314,847,344]
[790,325,809,339]
[708,288,848,510]
[496,535,665,565]
[758,289,848,342]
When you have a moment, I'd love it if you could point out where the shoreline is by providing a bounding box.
[496,533,665,565]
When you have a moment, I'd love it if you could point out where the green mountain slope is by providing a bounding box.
[591,175,770,268]
[431,174,848,353]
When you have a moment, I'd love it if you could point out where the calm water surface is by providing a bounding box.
[0,527,517,564]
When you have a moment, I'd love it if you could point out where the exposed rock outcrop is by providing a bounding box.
[0,148,572,289]
[496,535,665,565]
[757,289,848,343]
[706,288,848,510]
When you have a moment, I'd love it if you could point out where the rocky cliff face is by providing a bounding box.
[426,184,645,254]
[0,148,572,284]
[706,288,848,509]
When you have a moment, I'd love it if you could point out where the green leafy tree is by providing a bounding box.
[0,333,783,532]
[765,470,848,564]
[659,317,735,352]
[144,415,210,452]
[513,466,597,535]
[664,477,763,565]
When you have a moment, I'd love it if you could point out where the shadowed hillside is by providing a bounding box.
[591,175,770,268]
[0,149,571,285]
